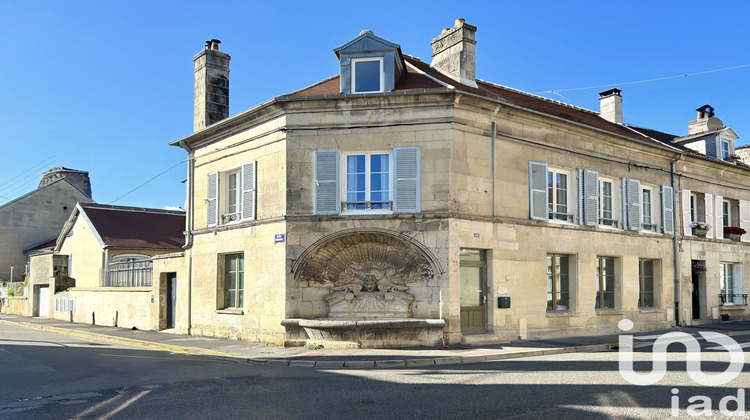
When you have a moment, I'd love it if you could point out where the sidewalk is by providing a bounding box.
[0,314,691,368]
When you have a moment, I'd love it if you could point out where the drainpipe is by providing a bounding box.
[179,140,195,334]
[671,154,684,326]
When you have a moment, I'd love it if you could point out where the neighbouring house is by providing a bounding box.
[0,167,93,284]
[27,203,185,329]
[162,20,748,348]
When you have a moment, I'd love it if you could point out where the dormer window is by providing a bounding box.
[334,30,405,95]
[721,140,731,159]
[352,57,384,93]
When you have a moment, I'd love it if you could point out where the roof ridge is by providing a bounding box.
[80,202,185,215]
[476,79,597,114]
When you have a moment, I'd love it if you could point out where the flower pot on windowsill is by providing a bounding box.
[692,227,708,237]
[724,227,746,241]
[728,233,742,241]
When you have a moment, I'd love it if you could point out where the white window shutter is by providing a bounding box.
[740,200,750,243]
[703,194,713,238]
[207,172,218,227]
[241,162,256,221]
[682,189,692,236]
[715,195,724,239]
[661,185,674,234]
[529,161,548,220]
[621,177,628,229]
[394,147,420,212]
[625,178,641,231]
[578,169,598,226]
[314,150,339,214]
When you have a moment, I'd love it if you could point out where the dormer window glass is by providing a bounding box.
[721,140,730,159]
[351,57,383,93]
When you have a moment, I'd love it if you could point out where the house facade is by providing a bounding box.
[27,203,185,330]
[167,20,748,347]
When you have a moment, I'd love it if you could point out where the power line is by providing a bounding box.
[538,63,750,94]
[0,156,58,193]
[107,160,186,205]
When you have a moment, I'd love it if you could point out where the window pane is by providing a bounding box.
[354,60,381,92]
[370,154,389,172]
[227,173,238,213]
[546,255,553,311]
[556,174,567,213]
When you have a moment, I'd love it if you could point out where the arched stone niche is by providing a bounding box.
[292,229,442,318]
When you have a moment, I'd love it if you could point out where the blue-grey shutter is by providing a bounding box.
[207,172,218,227]
[241,162,256,221]
[314,150,339,214]
[626,178,641,231]
[394,147,420,212]
[529,161,548,220]
[661,185,674,234]
[579,169,599,226]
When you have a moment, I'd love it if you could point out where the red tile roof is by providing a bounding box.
[284,55,671,149]
[80,203,185,250]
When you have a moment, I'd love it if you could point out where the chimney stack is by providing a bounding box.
[430,18,477,88]
[598,88,623,124]
[193,39,230,132]
[689,105,722,135]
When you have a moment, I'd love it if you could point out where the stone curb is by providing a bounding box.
[0,319,234,358]
[1,318,625,369]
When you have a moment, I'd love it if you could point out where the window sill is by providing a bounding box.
[545,311,579,318]
[719,305,747,311]
[595,310,623,315]
[638,308,663,313]
[216,308,244,315]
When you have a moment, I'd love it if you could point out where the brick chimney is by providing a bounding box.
[430,18,477,88]
[598,88,623,124]
[193,39,230,132]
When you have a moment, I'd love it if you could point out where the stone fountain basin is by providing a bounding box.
[282,318,446,348]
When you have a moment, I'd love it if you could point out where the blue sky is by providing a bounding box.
[1,1,748,209]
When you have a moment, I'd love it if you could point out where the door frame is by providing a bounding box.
[459,249,488,335]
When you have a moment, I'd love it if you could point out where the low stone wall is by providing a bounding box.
[1,297,28,315]
[53,288,157,330]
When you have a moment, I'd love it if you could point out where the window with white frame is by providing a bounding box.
[719,262,744,305]
[314,148,420,214]
[721,140,730,160]
[641,186,658,231]
[206,162,257,227]
[723,199,731,229]
[595,256,616,309]
[599,178,618,227]
[548,169,572,222]
[351,57,384,93]
[343,152,391,211]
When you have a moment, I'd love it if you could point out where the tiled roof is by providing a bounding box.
[80,203,185,250]
[284,56,670,149]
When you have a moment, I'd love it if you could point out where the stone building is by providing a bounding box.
[162,20,748,347]
[0,167,93,283]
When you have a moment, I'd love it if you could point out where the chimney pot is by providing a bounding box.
[359,29,373,36]
[455,18,465,27]
[441,28,450,34]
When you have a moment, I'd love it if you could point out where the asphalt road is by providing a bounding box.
[1,323,748,419]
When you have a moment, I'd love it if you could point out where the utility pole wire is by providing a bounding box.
[538,63,750,94]
[107,160,186,205]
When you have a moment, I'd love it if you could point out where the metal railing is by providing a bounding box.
[549,212,574,222]
[718,293,748,306]
[341,201,393,211]
[106,260,153,287]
